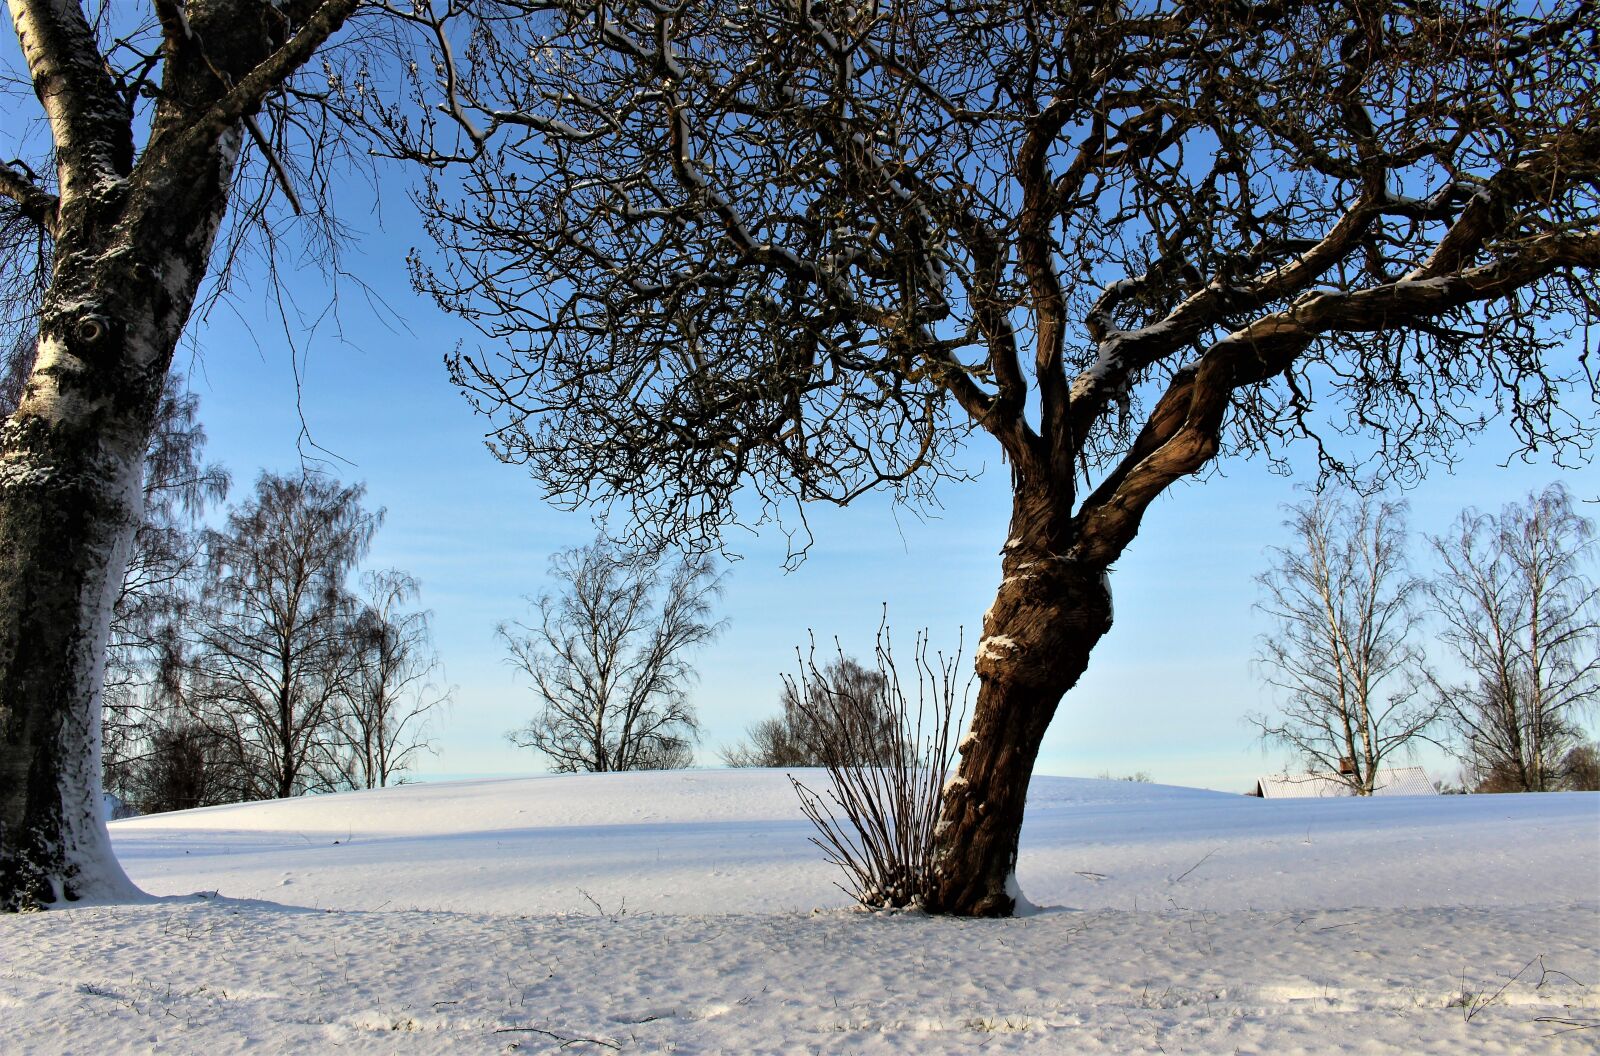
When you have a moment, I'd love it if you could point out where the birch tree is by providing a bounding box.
[503,537,724,773]
[191,471,379,800]
[381,0,1597,914]
[337,569,449,789]
[99,377,230,803]
[1428,484,1600,792]
[1250,492,1437,794]
[0,1,365,909]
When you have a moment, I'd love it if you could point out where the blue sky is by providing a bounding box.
[165,174,1596,795]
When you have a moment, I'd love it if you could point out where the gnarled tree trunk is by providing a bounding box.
[927,485,1113,916]
[299,1,1599,917]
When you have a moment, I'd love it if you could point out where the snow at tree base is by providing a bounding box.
[3,771,1596,1054]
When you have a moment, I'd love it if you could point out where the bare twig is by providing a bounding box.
[1169,849,1219,884]
[1461,956,1540,1023]
[491,1025,620,1050]
[576,887,626,922]
[1535,1018,1600,1037]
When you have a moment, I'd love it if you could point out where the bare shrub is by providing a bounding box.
[1559,743,1600,791]
[130,722,252,816]
[789,628,968,910]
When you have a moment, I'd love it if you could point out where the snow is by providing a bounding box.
[4,770,1597,1053]
[977,635,1020,663]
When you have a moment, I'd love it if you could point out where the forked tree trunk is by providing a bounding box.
[927,486,1114,917]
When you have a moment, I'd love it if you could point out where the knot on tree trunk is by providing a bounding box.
[977,557,1112,686]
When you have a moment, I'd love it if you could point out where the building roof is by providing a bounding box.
[1255,766,1438,798]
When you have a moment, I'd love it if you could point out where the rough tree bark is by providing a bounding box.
[0,0,359,911]
[930,485,1113,915]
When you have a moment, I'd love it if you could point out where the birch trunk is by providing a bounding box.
[0,144,243,905]
[0,332,148,907]
[0,0,359,911]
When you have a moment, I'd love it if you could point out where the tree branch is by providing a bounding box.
[1071,230,1599,565]
[6,0,133,190]
[175,0,361,151]
[0,162,58,237]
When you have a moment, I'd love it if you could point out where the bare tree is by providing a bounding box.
[127,720,253,815]
[381,1,1597,914]
[1427,484,1600,793]
[723,654,898,768]
[337,569,450,789]
[503,537,724,773]
[1250,491,1438,793]
[1559,742,1600,792]
[0,0,371,908]
[190,471,380,800]
[101,376,231,803]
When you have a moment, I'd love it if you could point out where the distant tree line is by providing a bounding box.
[1252,484,1599,795]
[50,379,451,815]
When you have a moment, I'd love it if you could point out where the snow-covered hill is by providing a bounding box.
[110,769,1596,915]
[5,771,1597,1054]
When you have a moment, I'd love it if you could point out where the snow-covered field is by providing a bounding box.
[4,771,1597,1053]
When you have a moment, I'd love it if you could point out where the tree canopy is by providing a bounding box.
[380,0,1597,557]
